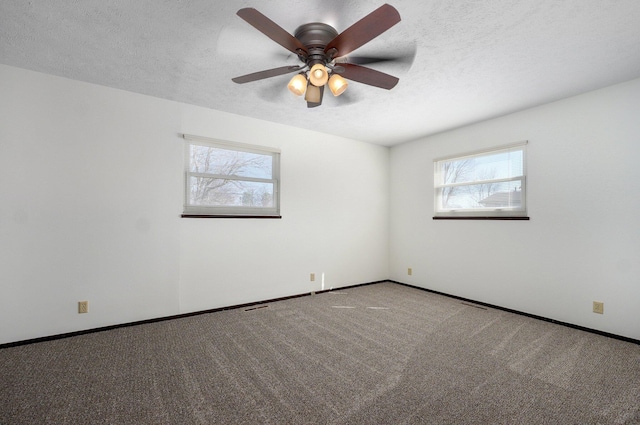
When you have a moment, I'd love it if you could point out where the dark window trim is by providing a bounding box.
[181,214,282,219]
[433,216,529,220]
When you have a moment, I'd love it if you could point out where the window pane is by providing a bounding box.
[183,137,280,217]
[440,180,523,210]
[434,143,527,217]
[441,149,523,185]
[189,177,274,207]
[189,145,272,179]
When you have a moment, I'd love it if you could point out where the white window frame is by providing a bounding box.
[434,141,528,219]
[182,134,281,218]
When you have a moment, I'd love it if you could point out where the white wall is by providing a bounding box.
[0,64,389,344]
[3,61,637,345]
[390,78,640,340]
[178,105,390,313]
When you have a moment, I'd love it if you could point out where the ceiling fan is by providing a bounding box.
[231,4,403,108]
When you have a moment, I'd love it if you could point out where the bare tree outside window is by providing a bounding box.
[189,145,274,207]
[441,159,472,208]
[183,137,280,217]
[467,167,499,206]
[434,143,527,218]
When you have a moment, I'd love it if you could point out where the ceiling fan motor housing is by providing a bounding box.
[294,22,339,64]
[294,23,338,49]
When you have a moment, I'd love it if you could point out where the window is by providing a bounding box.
[434,142,527,219]
[182,135,280,218]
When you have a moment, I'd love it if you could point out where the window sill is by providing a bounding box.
[181,214,282,219]
[433,216,529,220]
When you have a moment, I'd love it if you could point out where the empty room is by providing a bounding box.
[1,1,639,424]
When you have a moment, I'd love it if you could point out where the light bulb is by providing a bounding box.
[309,64,329,87]
[287,74,307,96]
[328,74,348,96]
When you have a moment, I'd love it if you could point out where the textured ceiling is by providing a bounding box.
[2,1,640,146]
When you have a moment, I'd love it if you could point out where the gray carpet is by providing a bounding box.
[1,282,639,424]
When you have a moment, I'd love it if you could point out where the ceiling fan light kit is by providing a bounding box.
[304,83,322,103]
[233,4,402,108]
[328,74,348,96]
[309,63,330,87]
[287,73,308,96]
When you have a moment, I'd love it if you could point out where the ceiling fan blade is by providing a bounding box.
[232,65,303,84]
[237,8,308,57]
[338,48,416,67]
[307,85,324,108]
[339,56,398,65]
[339,63,399,90]
[324,4,401,58]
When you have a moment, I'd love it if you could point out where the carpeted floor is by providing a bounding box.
[1,282,639,424]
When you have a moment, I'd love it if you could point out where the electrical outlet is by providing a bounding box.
[593,301,604,314]
[78,301,89,314]
[407,268,412,276]
[310,273,315,282]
